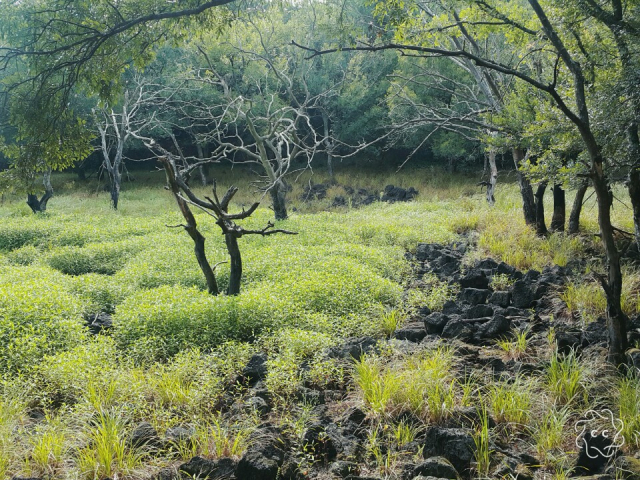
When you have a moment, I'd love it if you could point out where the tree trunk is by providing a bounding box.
[512,148,536,225]
[534,181,548,236]
[630,167,640,253]
[592,170,628,366]
[110,181,120,210]
[196,143,208,187]
[627,124,640,252]
[486,150,498,206]
[550,184,565,232]
[225,233,242,296]
[160,157,219,296]
[322,111,335,183]
[27,169,54,213]
[270,179,288,221]
[568,181,588,235]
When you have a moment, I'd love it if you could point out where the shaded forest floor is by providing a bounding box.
[0,166,638,479]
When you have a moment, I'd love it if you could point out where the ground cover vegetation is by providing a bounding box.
[0,169,637,479]
[0,0,639,478]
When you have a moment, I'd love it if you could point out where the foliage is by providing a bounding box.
[0,266,86,373]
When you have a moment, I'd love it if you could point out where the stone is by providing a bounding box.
[489,291,511,308]
[236,426,286,480]
[523,269,541,283]
[130,422,161,449]
[511,280,536,309]
[422,427,475,474]
[394,322,427,342]
[329,461,360,478]
[442,301,462,315]
[179,456,236,479]
[327,337,377,360]
[85,312,113,334]
[153,467,180,480]
[464,304,494,319]
[423,313,450,334]
[627,349,640,371]
[381,184,418,203]
[477,315,510,339]
[459,288,491,306]
[165,425,195,443]
[301,423,340,461]
[242,353,268,383]
[475,258,500,271]
[575,431,619,475]
[496,262,521,278]
[459,270,490,289]
[412,456,459,479]
[441,319,478,343]
[607,456,640,479]
[246,396,270,415]
[582,317,608,347]
[555,330,581,355]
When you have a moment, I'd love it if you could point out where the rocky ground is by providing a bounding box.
[56,239,640,480]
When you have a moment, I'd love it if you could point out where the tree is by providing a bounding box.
[160,156,296,296]
[92,76,162,209]
[0,0,238,186]
[301,0,632,365]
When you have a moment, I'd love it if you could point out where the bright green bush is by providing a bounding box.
[112,285,297,361]
[0,267,86,373]
[116,233,226,290]
[34,337,121,405]
[46,240,143,275]
[69,274,134,314]
[6,245,41,266]
[0,221,55,251]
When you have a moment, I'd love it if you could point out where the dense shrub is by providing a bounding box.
[113,285,297,362]
[116,233,227,290]
[0,267,86,373]
[34,337,122,405]
[46,239,143,275]
[6,245,41,266]
[0,221,55,251]
[69,274,134,313]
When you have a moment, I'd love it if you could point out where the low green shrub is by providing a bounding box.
[6,245,41,266]
[34,337,122,406]
[116,233,226,290]
[113,285,297,362]
[46,239,143,275]
[0,220,55,251]
[0,267,86,373]
[69,274,134,314]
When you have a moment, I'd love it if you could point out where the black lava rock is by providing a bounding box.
[459,288,491,306]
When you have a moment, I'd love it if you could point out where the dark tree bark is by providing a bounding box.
[322,111,335,183]
[568,181,589,235]
[534,181,549,236]
[485,150,498,206]
[630,167,640,252]
[27,169,53,213]
[270,179,288,221]
[225,233,242,296]
[110,180,120,210]
[160,157,219,295]
[512,148,536,225]
[550,184,566,232]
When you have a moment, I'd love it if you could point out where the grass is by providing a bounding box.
[546,349,587,405]
[0,165,638,478]
[496,327,531,360]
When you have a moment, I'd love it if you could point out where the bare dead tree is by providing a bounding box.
[159,156,296,296]
[92,77,165,209]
